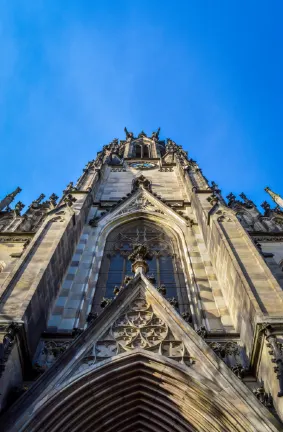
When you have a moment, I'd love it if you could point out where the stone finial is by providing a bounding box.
[138,130,147,138]
[261,201,271,215]
[226,193,236,204]
[239,193,254,208]
[0,187,22,211]
[63,194,77,207]
[265,186,283,209]
[128,244,152,274]
[124,127,134,141]
[64,182,77,194]
[30,194,46,208]
[49,193,59,208]
[151,127,160,141]
[35,194,45,204]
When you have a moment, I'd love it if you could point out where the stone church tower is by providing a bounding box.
[1,129,283,431]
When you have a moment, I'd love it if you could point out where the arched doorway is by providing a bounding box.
[18,351,257,432]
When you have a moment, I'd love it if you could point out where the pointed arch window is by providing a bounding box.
[94,221,188,312]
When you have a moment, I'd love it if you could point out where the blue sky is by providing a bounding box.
[0,1,283,211]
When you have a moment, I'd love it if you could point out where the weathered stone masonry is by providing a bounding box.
[1,129,283,431]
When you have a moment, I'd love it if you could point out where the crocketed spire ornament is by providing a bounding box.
[0,187,22,211]
[128,243,152,274]
[265,186,283,209]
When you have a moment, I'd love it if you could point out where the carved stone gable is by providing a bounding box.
[77,290,194,374]
[116,193,163,216]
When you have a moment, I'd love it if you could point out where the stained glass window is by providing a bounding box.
[95,221,187,311]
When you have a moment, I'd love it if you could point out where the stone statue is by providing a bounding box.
[151,127,160,141]
[124,127,134,141]
[14,201,25,216]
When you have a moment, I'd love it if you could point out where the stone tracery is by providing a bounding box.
[89,295,194,367]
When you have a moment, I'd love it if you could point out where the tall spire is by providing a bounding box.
[265,186,283,209]
[0,187,22,211]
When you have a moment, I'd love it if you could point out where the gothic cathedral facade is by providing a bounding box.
[1,129,283,431]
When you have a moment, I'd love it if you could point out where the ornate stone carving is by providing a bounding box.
[253,386,273,408]
[63,194,77,208]
[30,194,46,209]
[265,330,283,397]
[49,215,65,223]
[167,297,179,308]
[216,209,233,223]
[64,182,78,194]
[80,295,195,370]
[151,127,160,141]
[181,311,193,324]
[100,297,113,308]
[124,127,134,141]
[34,340,72,370]
[49,193,58,208]
[261,201,271,216]
[0,322,21,377]
[116,196,158,216]
[132,175,152,192]
[196,326,207,338]
[0,187,22,211]
[209,341,239,357]
[157,285,166,296]
[227,192,236,206]
[207,194,219,206]
[124,275,133,285]
[14,201,25,216]
[239,193,254,209]
[231,364,246,379]
[128,244,152,274]
[43,340,71,357]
